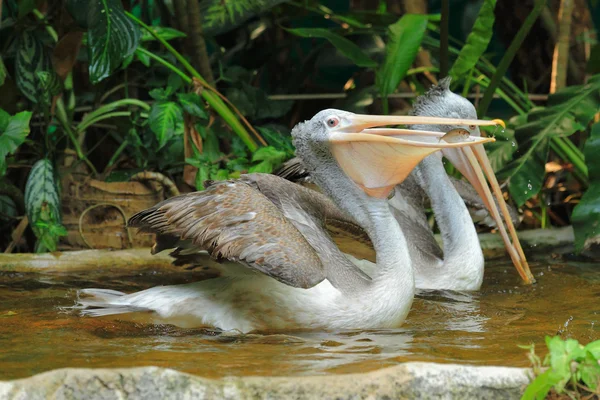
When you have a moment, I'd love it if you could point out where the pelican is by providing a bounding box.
[76,110,497,332]
[277,78,534,290]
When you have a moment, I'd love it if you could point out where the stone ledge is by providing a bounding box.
[0,362,531,400]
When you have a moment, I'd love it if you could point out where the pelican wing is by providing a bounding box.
[128,179,326,289]
[242,174,373,281]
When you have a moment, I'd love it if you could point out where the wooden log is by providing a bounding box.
[0,227,577,273]
[0,248,174,273]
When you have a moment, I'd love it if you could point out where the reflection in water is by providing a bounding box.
[0,259,599,380]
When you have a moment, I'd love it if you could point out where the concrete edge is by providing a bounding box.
[0,362,532,400]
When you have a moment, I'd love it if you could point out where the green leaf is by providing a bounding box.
[87,0,141,83]
[15,31,62,104]
[0,111,33,176]
[0,56,7,87]
[148,101,184,149]
[24,159,66,253]
[449,0,496,82]
[135,48,151,67]
[18,0,38,18]
[149,88,170,101]
[248,146,287,173]
[521,369,557,400]
[377,14,428,97]
[286,28,377,68]
[0,109,9,132]
[177,93,208,119]
[584,340,600,359]
[497,78,600,206]
[202,0,288,36]
[572,122,600,252]
[141,26,186,42]
[485,127,516,172]
[0,195,18,221]
[579,351,600,390]
[258,126,294,155]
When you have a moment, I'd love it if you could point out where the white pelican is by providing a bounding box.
[76,110,497,332]
[277,79,534,290]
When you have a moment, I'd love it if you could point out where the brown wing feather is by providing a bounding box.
[128,180,325,288]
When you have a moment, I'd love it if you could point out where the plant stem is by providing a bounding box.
[550,0,574,93]
[135,48,192,84]
[78,99,150,131]
[126,12,260,152]
[439,0,449,78]
[382,96,389,115]
[477,0,546,117]
[549,139,588,185]
[77,111,132,134]
[55,99,98,175]
[552,136,588,179]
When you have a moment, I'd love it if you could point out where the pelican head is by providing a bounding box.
[410,77,535,284]
[292,107,498,199]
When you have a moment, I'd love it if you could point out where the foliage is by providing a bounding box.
[376,14,428,111]
[15,31,61,104]
[497,76,600,206]
[201,0,288,36]
[448,0,496,82]
[24,159,66,252]
[286,28,376,68]
[521,336,600,399]
[84,0,141,83]
[0,111,32,177]
[0,0,598,253]
[571,122,600,253]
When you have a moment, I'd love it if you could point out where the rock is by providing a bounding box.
[0,362,530,400]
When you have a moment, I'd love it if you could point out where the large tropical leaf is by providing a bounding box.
[572,122,600,254]
[24,159,66,253]
[497,77,600,206]
[15,31,62,104]
[148,101,184,149]
[448,0,496,82]
[0,111,32,176]
[86,0,140,83]
[286,28,376,68]
[201,0,288,36]
[486,126,517,172]
[376,14,428,97]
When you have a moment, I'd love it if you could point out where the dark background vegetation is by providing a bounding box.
[0,0,598,255]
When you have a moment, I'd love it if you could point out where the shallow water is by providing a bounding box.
[0,259,599,380]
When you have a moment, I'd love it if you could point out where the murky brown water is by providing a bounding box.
[0,259,599,380]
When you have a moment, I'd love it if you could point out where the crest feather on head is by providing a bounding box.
[410,77,452,116]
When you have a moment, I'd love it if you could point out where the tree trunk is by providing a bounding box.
[550,0,575,93]
[187,0,215,84]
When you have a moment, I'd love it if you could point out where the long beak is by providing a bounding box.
[329,124,495,199]
[442,144,535,285]
[339,113,505,132]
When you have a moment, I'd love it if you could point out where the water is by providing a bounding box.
[0,259,599,380]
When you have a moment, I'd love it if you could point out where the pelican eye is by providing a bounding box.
[469,125,476,130]
[325,116,340,128]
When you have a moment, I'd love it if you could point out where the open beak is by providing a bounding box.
[327,113,497,199]
[441,142,535,284]
[328,112,535,285]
